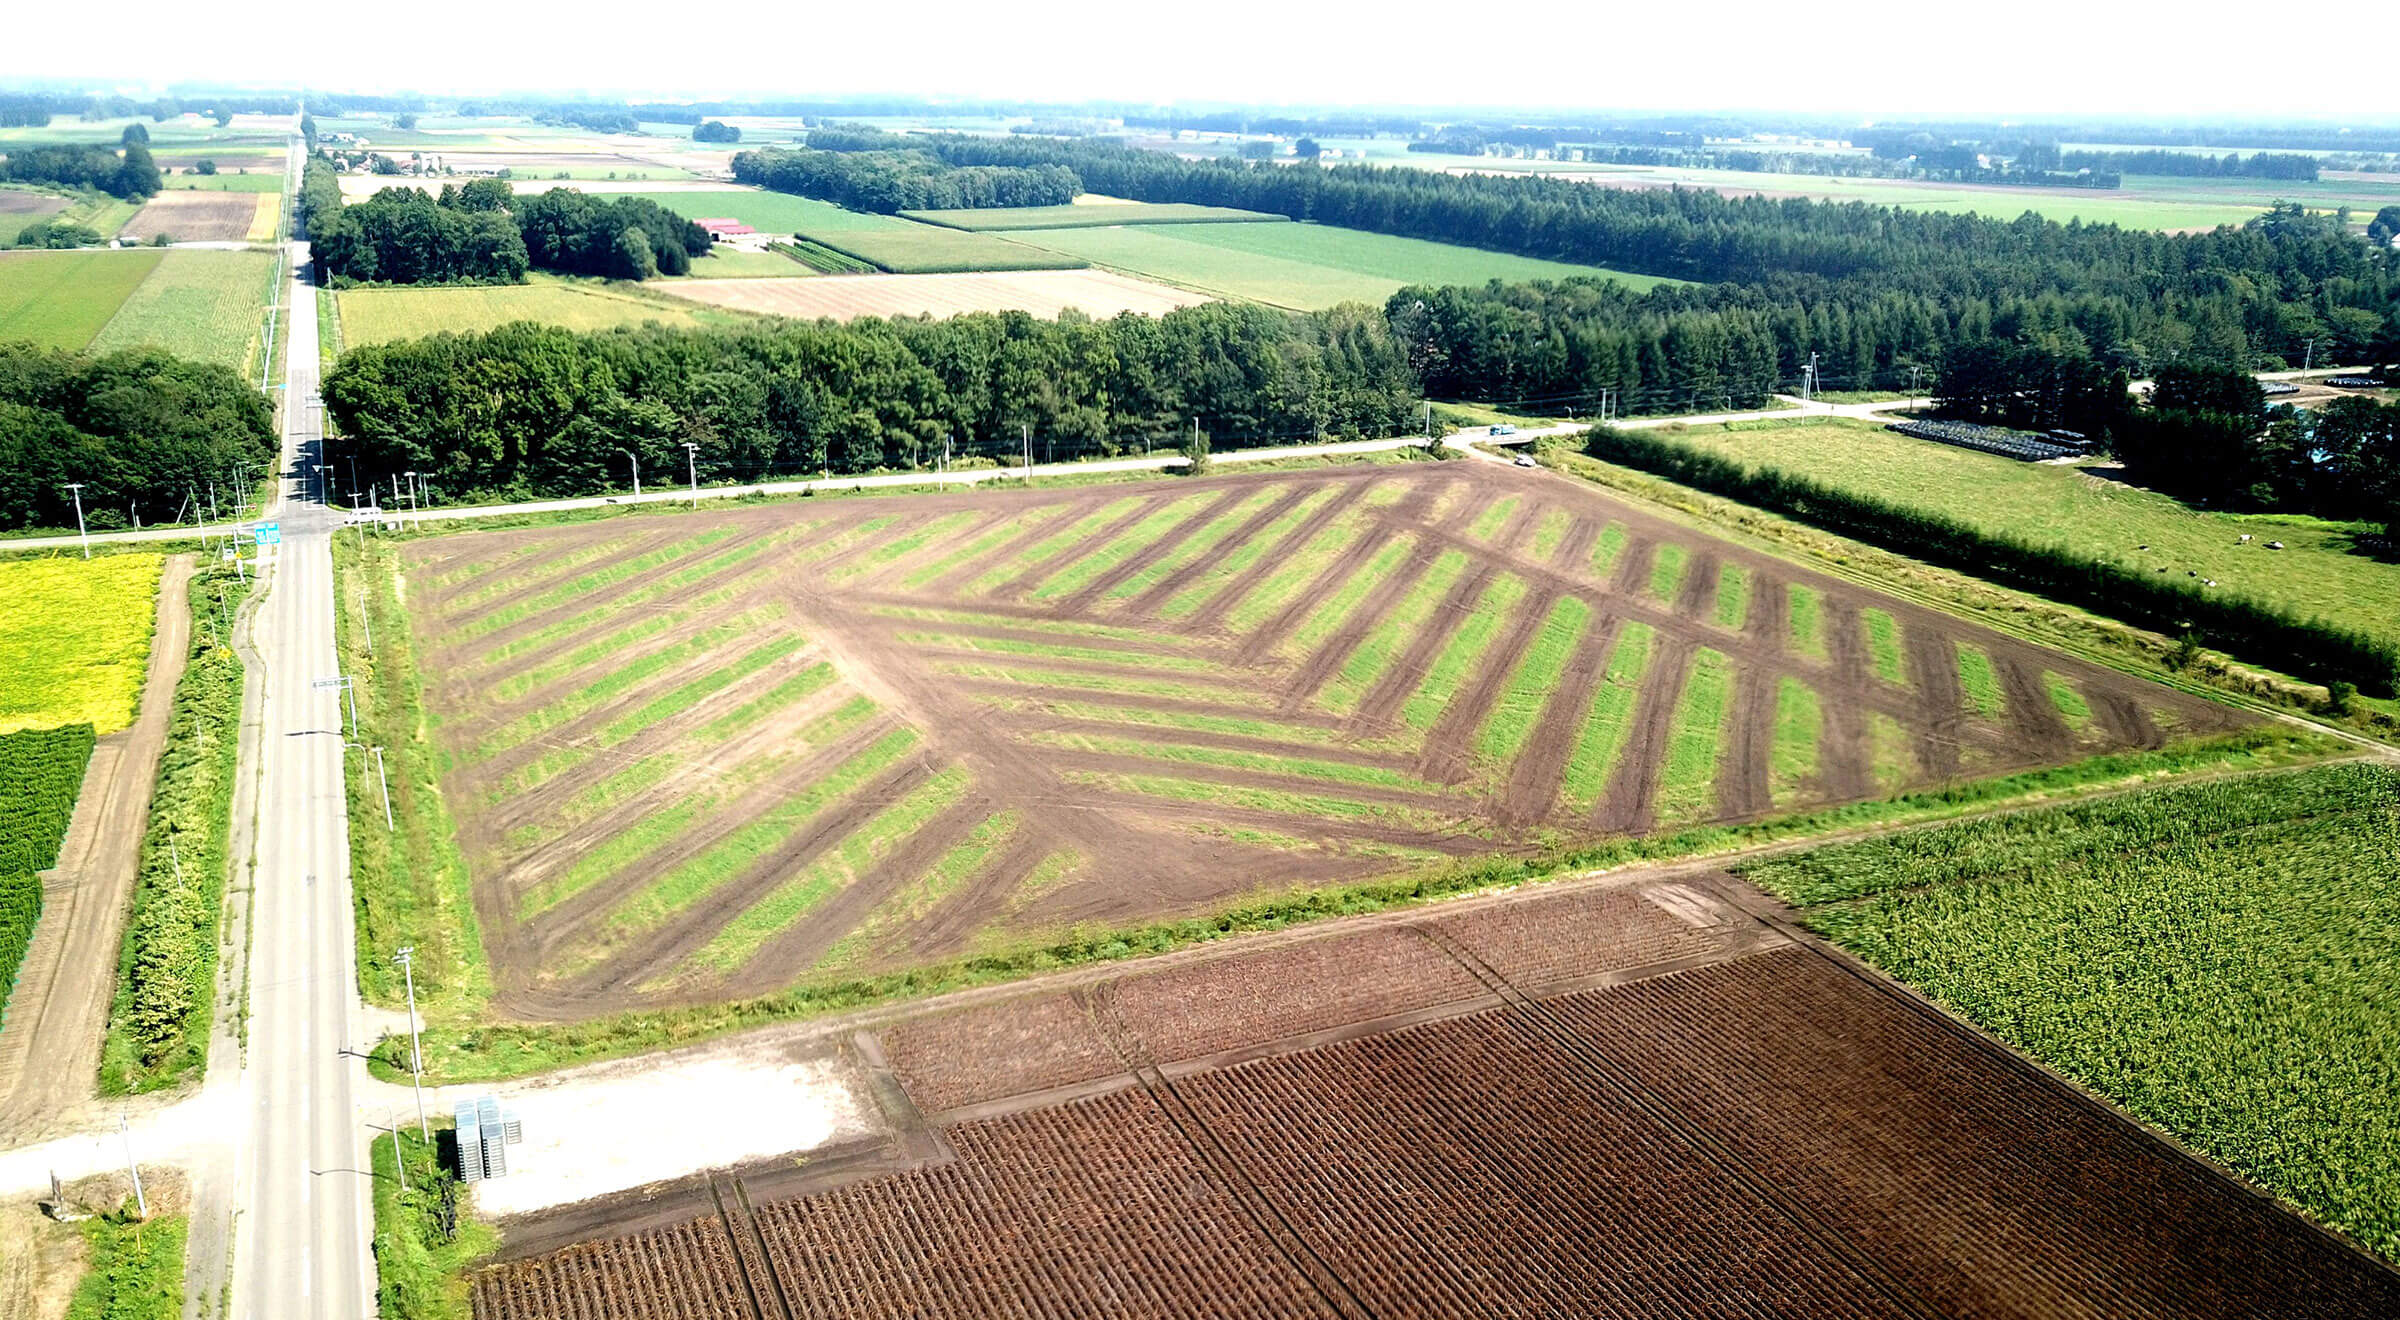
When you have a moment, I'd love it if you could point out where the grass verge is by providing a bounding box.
[65,1211,185,1320]
[371,1126,496,1320]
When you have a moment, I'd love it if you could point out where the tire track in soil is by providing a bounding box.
[1232,485,1439,667]
[985,496,1174,601]
[1592,635,1696,835]
[1280,533,1436,713]
[879,616,1226,666]
[1082,986,1378,1320]
[948,679,1352,733]
[557,757,940,999]
[721,795,1000,999]
[1052,487,1252,616]
[801,510,954,582]
[1675,551,1722,620]
[911,492,1116,598]
[987,707,1417,771]
[906,828,1056,959]
[1042,748,1461,814]
[1182,479,1374,634]
[1118,484,1312,618]
[1347,562,1491,732]
[1715,662,1778,820]
[1418,583,1558,787]
[703,1176,777,1320]
[466,623,777,788]
[2088,685,2161,749]
[1491,612,1620,826]
[1903,629,1966,782]
[456,587,795,739]
[1995,651,2076,758]
[1746,574,1789,655]
[840,508,1015,593]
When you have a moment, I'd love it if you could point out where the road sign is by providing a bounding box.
[253,523,281,546]
[311,677,348,690]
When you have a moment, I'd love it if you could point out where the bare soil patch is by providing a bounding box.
[655,269,1211,321]
[120,191,260,243]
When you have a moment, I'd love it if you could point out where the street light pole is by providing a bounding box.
[64,483,89,560]
[373,746,392,831]
[119,1115,148,1218]
[683,442,699,503]
[394,947,428,1141]
[623,451,641,498]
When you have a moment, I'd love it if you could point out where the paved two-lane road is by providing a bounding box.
[229,223,376,1319]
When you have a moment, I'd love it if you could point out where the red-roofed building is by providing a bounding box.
[693,218,757,239]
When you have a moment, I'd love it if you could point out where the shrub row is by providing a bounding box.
[99,567,251,1094]
[0,872,39,1032]
[0,724,97,872]
[1581,425,2400,695]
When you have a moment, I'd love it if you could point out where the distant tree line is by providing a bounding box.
[308,177,709,285]
[0,343,277,532]
[692,120,741,143]
[320,303,1417,498]
[0,135,161,199]
[2059,149,2320,181]
[2113,368,2400,532]
[733,146,1078,213]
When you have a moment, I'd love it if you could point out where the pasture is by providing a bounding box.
[89,248,278,371]
[389,462,2237,1020]
[1006,221,1684,308]
[656,269,1210,322]
[334,279,724,348]
[0,249,163,350]
[900,202,1287,231]
[0,555,164,736]
[1648,418,2400,649]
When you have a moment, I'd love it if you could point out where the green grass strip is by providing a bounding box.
[1222,512,1374,635]
[471,613,776,760]
[1403,574,1530,732]
[1562,622,1656,813]
[1787,583,1826,661]
[1320,549,1470,716]
[827,510,979,582]
[2048,673,2094,729]
[1466,494,1520,542]
[1589,523,1627,582]
[453,529,739,639]
[1027,492,1218,601]
[1158,487,1338,619]
[817,811,1026,972]
[595,635,807,747]
[1529,508,1571,562]
[693,763,970,973]
[1653,647,1732,824]
[977,695,1362,750]
[1870,712,1916,794]
[1477,595,1592,765]
[476,554,786,670]
[898,631,1214,674]
[1284,537,1413,659]
[1771,677,1822,805]
[1713,564,1750,630]
[1028,729,1437,793]
[867,604,1168,645]
[934,660,1276,709]
[1648,543,1688,605]
[603,727,924,938]
[1957,646,2004,719]
[1100,489,1280,604]
[964,497,1144,594]
[1065,770,1448,830]
[1864,608,1907,685]
[696,662,839,743]
[898,508,1066,589]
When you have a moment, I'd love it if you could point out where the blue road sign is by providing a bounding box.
[253,523,281,546]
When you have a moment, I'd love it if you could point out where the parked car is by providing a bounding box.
[1513,454,1537,468]
[1489,423,1518,436]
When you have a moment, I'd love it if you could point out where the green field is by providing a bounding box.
[1654,418,2400,648]
[1004,221,1685,309]
[1741,763,2400,1265]
[89,248,277,370]
[335,278,735,348]
[626,190,1078,274]
[900,202,1288,231]
[0,555,162,735]
[0,249,162,349]
[155,172,286,193]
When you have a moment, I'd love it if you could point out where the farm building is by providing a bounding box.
[694,218,758,240]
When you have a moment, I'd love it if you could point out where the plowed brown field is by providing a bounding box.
[470,874,2400,1319]
[399,463,2243,1021]
[121,190,265,243]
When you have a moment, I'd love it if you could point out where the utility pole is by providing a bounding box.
[402,473,418,531]
[2303,336,2323,373]
[1803,352,1819,403]
[1021,422,1031,484]
[682,442,699,503]
[64,483,89,560]
[350,493,369,548]
[414,472,431,523]
[623,450,641,498]
[119,1115,147,1218]
[373,747,392,830]
[374,1111,408,1192]
[394,947,428,1141]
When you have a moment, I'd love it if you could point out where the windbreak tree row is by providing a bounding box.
[0,344,278,532]
[320,301,1418,497]
[308,178,712,286]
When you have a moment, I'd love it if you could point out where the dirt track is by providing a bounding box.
[468,869,2400,1319]
[400,463,2246,1022]
[0,556,193,1140]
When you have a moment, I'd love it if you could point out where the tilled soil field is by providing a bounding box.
[120,190,266,243]
[470,872,2400,1319]
[400,462,2244,1019]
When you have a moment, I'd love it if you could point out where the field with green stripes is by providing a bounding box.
[398,464,2247,1015]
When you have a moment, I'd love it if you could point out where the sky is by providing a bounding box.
[6,0,2393,121]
